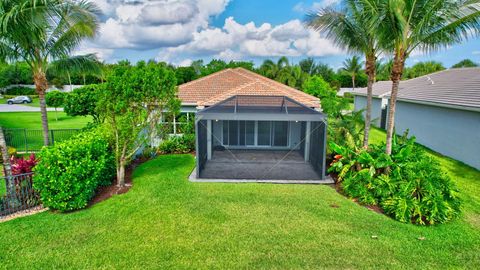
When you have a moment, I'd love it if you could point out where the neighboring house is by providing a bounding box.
[352,68,480,170]
[177,68,329,182]
[0,84,83,93]
[337,87,354,97]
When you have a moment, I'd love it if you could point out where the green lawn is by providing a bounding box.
[0,112,91,129]
[0,153,478,269]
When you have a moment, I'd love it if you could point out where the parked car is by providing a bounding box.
[7,96,32,104]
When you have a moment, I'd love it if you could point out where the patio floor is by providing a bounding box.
[198,150,324,181]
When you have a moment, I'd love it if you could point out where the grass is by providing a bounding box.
[0,153,479,269]
[0,112,91,129]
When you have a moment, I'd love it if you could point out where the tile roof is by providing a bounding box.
[351,68,480,110]
[178,67,320,108]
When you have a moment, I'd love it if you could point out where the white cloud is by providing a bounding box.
[90,0,231,50]
[86,0,344,63]
[472,51,480,55]
[158,17,343,62]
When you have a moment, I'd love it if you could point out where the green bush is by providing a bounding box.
[329,134,461,225]
[5,86,36,95]
[159,134,195,154]
[33,129,115,211]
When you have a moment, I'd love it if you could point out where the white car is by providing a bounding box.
[7,96,32,104]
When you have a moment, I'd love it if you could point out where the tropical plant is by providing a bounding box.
[10,153,37,174]
[306,0,381,149]
[452,59,479,68]
[340,56,364,91]
[98,61,179,187]
[258,57,308,88]
[45,90,65,121]
[0,0,101,146]
[368,0,480,155]
[63,85,102,123]
[329,134,461,225]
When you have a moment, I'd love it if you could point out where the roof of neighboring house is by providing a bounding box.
[178,67,320,108]
[351,68,480,110]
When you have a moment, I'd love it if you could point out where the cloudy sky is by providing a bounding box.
[78,0,480,68]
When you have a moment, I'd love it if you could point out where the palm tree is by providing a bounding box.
[306,0,380,148]
[341,56,364,91]
[0,0,100,146]
[370,0,480,155]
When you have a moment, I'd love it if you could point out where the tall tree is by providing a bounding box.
[371,0,480,155]
[340,56,364,91]
[452,59,479,68]
[0,0,100,146]
[306,0,380,148]
[98,61,179,187]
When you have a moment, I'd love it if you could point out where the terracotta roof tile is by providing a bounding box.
[178,67,320,108]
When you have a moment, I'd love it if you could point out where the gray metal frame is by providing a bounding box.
[195,95,328,181]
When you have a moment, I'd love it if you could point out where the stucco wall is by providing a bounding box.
[353,96,384,127]
[394,101,480,170]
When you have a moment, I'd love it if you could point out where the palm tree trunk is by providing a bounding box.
[363,54,376,148]
[34,71,50,146]
[352,74,356,91]
[0,128,12,178]
[0,127,15,196]
[385,52,406,155]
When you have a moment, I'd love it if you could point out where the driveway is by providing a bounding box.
[0,104,63,112]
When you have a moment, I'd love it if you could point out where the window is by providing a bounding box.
[223,121,289,147]
[257,121,271,146]
[273,121,289,146]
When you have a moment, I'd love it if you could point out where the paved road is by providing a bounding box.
[0,104,63,112]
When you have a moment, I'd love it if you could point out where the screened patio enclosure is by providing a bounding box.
[194,95,328,181]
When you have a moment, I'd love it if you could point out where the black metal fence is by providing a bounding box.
[1,173,41,218]
[3,128,81,152]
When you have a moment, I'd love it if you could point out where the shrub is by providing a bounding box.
[159,134,195,154]
[329,135,461,225]
[5,86,36,95]
[10,154,37,174]
[33,129,115,211]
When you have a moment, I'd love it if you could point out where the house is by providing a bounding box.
[352,68,480,170]
[177,68,329,182]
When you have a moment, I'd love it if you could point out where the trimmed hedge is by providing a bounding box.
[5,87,36,95]
[34,129,115,211]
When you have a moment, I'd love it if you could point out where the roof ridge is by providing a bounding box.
[178,68,233,89]
[232,67,318,101]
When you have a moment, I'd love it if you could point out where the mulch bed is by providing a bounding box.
[89,157,149,207]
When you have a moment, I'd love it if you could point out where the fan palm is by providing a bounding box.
[369,0,480,154]
[306,0,380,148]
[0,0,100,146]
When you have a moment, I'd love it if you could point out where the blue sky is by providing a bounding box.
[81,0,480,69]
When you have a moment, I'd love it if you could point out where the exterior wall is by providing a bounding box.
[394,101,480,170]
[353,95,384,127]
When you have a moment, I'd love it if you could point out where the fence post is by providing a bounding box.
[24,128,28,153]
[50,130,55,146]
